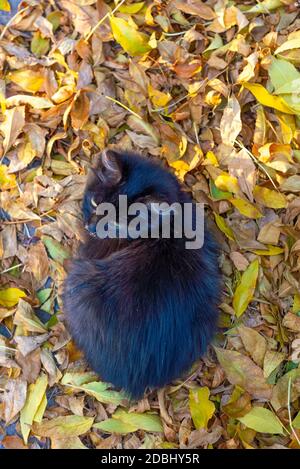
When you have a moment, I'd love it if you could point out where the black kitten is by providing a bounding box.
[62,150,221,398]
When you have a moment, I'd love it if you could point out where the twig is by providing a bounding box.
[0,263,23,274]
[163,30,189,37]
[234,138,278,190]
[193,121,200,146]
[85,0,127,42]
[0,5,30,40]
[104,95,142,119]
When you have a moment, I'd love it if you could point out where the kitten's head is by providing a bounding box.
[83,149,183,234]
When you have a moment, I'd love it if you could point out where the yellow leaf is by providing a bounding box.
[204,151,219,166]
[189,387,215,430]
[33,394,47,423]
[257,143,292,163]
[179,135,187,158]
[20,373,48,444]
[52,85,74,104]
[0,0,11,12]
[18,137,36,167]
[233,259,259,317]
[264,350,285,379]
[119,1,145,14]
[0,288,26,308]
[8,69,45,93]
[215,173,239,194]
[251,246,284,256]
[237,51,258,83]
[205,90,221,106]
[246,0,285,14]
[275,38,300,56]
[50,51,78,78]
[214,213,235,241]
[14,299,47,334]
[293,294,300,314]
[170,151,201,181]
[148,83,171,107]
[242,82,295,114]
[110,16,152,56]
[0,165,16,189]
[230,198,262,219]
[253,186,287,209]
[33,415,94,438]
[6,95,53,109]
[170,160,190,181]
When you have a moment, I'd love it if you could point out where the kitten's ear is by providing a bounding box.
[94,150,122,186]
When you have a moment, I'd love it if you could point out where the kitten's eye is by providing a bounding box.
[91,196,98,208]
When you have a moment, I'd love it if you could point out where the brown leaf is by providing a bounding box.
[25,241,49,283]
[16,349,41,384]
[3,378,27,424]
[220,96,242,147]
[70,92,90,130]
[173,0,216,20]
[0,106,25,155]
[2,435,28,449]
[15,333,49,357]
[215,347,272,399]
[238,325,267,367]
[282,312,300,332]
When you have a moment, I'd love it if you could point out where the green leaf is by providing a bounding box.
[113,409,163,433]
[93,418,137,434]
[70,381,128,406]
[233,259,259,317]
[189,387,215,430]
[0,288,26,307]
[93,410,163,434]
[31,31,50,57]
[238,407,284,434]
[42,236,71,264]
[37,288,52,305]
[204,34,223,54]
[61,371,99,387]
[293,411,300,429]
[110,16,152,56]
[47,11,63,32]
[210,179,232,201]
[269,58,300,93]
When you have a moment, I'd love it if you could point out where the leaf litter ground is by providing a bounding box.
[1,0,300,450]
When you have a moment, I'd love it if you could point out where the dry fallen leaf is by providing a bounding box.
[0,0,300,451]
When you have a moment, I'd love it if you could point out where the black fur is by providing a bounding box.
[62,150,221,398]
